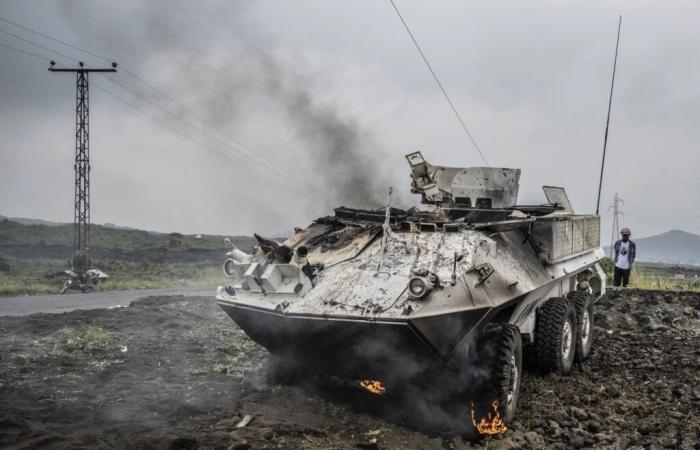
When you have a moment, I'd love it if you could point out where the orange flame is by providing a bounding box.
[358,379,386,395]
[471,400,508,436]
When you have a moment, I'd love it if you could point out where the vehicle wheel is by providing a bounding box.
[465,323,522,425]
[534,297,577,374]
[81,284,94,294]
[491,324,522,423]
[59,281,70,294]
[568,291,594,362]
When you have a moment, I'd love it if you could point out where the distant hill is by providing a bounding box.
[0,214,67,227]
[604,229,700,267]
[0,214,163,232]
[0,217,255,262]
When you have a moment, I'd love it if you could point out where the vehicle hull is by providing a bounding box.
[218,300,493,382]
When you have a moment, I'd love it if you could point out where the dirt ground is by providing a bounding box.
[0,290,698,450]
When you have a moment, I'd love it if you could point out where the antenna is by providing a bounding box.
[387,0,489,166]
[595,15,622,215]
[377,187,393,271]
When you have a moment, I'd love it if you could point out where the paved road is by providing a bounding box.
[0,287,216,316]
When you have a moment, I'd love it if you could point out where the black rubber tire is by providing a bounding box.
[81,284,93,294]
[534,297,577,374]
[465,323,522,425]
[491,324,523,423]
[568,291,594,362]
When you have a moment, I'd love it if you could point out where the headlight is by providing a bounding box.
[408,276,430,298]
[223,258,236,277]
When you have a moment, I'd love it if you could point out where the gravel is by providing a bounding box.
[0,289,698,449]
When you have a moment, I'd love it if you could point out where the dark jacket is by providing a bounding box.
[614,239,636,267]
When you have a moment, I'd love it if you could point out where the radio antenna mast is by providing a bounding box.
[595,15,622,215]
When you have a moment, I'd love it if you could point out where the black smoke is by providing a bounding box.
[59,0,393,210]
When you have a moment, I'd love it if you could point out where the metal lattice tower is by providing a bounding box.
[49,61,116,272]
[608,193,624,260]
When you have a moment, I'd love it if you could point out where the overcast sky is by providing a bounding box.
[1,1,698,241]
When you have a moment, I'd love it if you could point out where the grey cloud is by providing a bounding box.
[0,0,698,238]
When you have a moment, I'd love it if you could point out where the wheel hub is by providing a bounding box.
[581,310,590,345]
[507,354,518,405]
[561,320,573,361]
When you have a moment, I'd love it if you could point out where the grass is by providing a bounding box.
[621,271,700,291]
[601,258,700,292]
[0,218,255,296]
[0,256,228,296]
[0,218,254,251]
[53,325,118,353]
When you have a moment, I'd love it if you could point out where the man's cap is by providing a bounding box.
[621,227,631,235]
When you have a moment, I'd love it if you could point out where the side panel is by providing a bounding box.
[529,216,601,263]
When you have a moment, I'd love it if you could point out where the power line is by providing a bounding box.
[0,35,332,209]
[0,16,110,62]
[0,41,53,62]
[387,0,489,166]
[117,66,291,174]
[0,16,320,195]
[0,29,320,198]
[91,80,332,208]
[0,27,76,62]
[102,68,317,193]
[92,79,265,179]
[99,74,319,194]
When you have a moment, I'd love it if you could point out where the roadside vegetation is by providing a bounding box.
[601,257,700,292]
[0,256,229,296]
[0,218,250,251]
[0,218,255,296]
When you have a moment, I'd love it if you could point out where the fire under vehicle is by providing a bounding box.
[216,151,605,428]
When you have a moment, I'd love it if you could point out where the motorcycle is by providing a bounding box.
[60,268,109,294]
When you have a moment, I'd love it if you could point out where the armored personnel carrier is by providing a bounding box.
[217,151,605,428]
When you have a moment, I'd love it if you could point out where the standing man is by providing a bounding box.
[613,227,636,287]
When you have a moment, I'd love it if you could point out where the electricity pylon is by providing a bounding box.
[49,61,116,272]
[608,193,624,260]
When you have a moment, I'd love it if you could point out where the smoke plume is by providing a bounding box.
[259,56,387,208]
[61,0,392,212]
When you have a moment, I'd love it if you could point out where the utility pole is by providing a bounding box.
[608,193,624,260]
[49,61,117,273]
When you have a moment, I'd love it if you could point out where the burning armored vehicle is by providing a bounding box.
[217,151,605,430]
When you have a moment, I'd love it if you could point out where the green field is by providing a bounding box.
[0,256,232,296]
[0,218,251,251]
[600,258,700,292]
[0,219,255,296]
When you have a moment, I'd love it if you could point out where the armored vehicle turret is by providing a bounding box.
[217,151,605,432]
